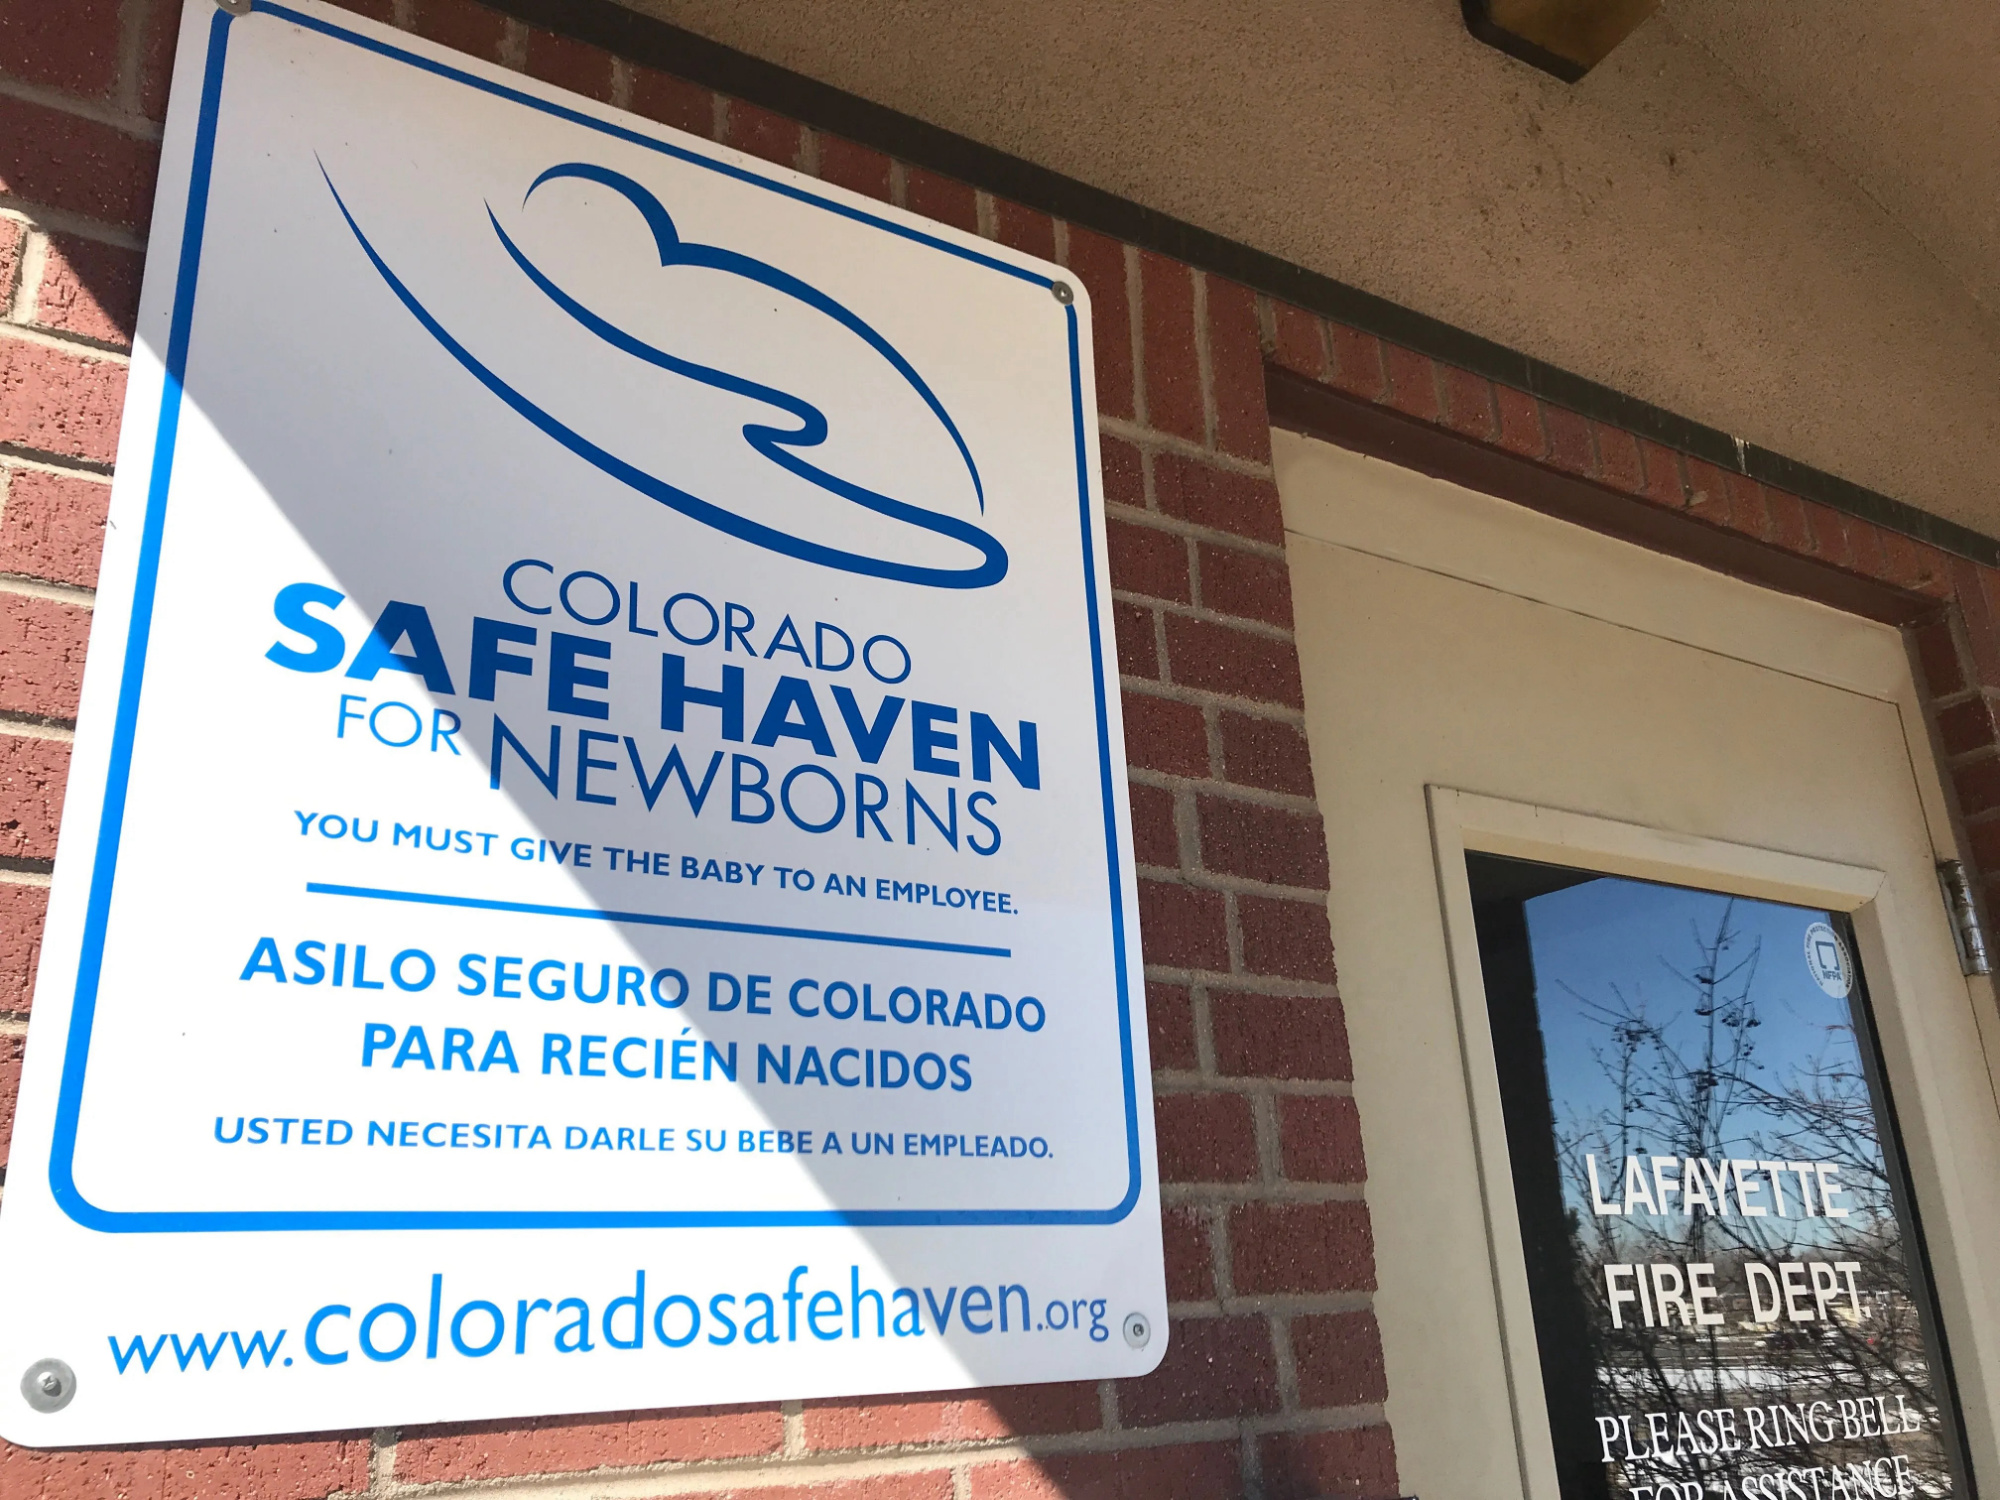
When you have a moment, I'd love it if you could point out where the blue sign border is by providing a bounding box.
[48,2,1142,1233]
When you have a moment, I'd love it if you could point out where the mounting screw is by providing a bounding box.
[21,1359,75,1414]
[1051,280,1075,305]
[1122,1312,1150,1348]
[216,0,253,15]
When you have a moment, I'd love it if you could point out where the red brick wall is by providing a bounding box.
[0,1,1995,1497]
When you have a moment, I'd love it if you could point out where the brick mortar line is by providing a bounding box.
[0,865,53,886]
[370,1425,399,1491]
[1112,591,1295,644]
[1115,592,1296,643]
[1248,1096,1280,1184]
[0,1015,28,1036]
[1224,904,1240,1012]
[1097,1374,1120,1433]
[0,712,77,741]
[790,112,820,174]
[1133,861,1329,904]
[1120,678,1307,727]
[374,1405,1390,1497]
[1238,1428,1264,1495]
[1117,673,1306,720]
[1168,759,1201,870]
[5,304,132,361]
[0,197,148,251]
[1127,766,1322,815]
[1928,685,1985,711]
[607,56,635,110]
[1103,498,1288,561]
[1162,1175,1365,1198]
[0,320,132,363]
[112,0,152,120]
[1161,1181,1365,1205]
[1260,1401,1389,1434]
[1152,1072,1352,1104]
[1096,414,1275,481]
[1209,1196,1237,1299]
[1049,220,1072,281]
[1172,977,1342,1002]
[0,442,114,477]
[5,229,45,324]
[1141,965,1340,999]
[1112,590,1296,645]
[775,1395,1385,1467]
[1271,1310,1301,1413]
[1136,411,1166,517]
[0,71,165,138]
[1255,296,1324,380]
[0,450,116,483]
[0,572,96,605]
[1189,984,1218,1074]
[496,16,529,71]
[1116,242,1144,429]
[1192,264,1217,452]
[377,1447,997,1499]
[1151,1072,1355,1099]
[1170,1291,1376,1318]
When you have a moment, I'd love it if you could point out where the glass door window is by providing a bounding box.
[1466,854,1969,1500]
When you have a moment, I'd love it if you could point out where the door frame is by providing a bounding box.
[1428,787,1953,1500]
[1274,426,2000,1500]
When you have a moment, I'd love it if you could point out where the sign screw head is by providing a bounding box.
[1051,280,1075,305]
[20,1359,75,1414]
[216,0,253,15]
[1122,1312,1151,1348]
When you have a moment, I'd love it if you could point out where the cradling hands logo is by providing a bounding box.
[320,159,1010,590]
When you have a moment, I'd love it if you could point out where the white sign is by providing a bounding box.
[0,0,1161,1444]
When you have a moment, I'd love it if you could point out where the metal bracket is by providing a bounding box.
[1938,860,1991,976]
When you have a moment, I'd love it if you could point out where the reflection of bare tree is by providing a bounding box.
[1551,904,1951,1498]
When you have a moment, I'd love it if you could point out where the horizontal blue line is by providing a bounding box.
[67,1205,1130,1232]
[305,882,1012,958]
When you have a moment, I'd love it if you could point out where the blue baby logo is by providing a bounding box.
[320,160,1008,590]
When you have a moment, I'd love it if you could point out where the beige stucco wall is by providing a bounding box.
[620,0,2000,536]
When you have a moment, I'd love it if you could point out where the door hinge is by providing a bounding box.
[1938,860,1991,976]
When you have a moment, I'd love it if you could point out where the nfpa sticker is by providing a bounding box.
[1803,921,1852,1001]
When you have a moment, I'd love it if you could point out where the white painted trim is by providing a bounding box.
[1442,788,1887,909]
[1273,431,1911,704]
[1425,788,1898,1500]
[1278,425,2000,1498]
